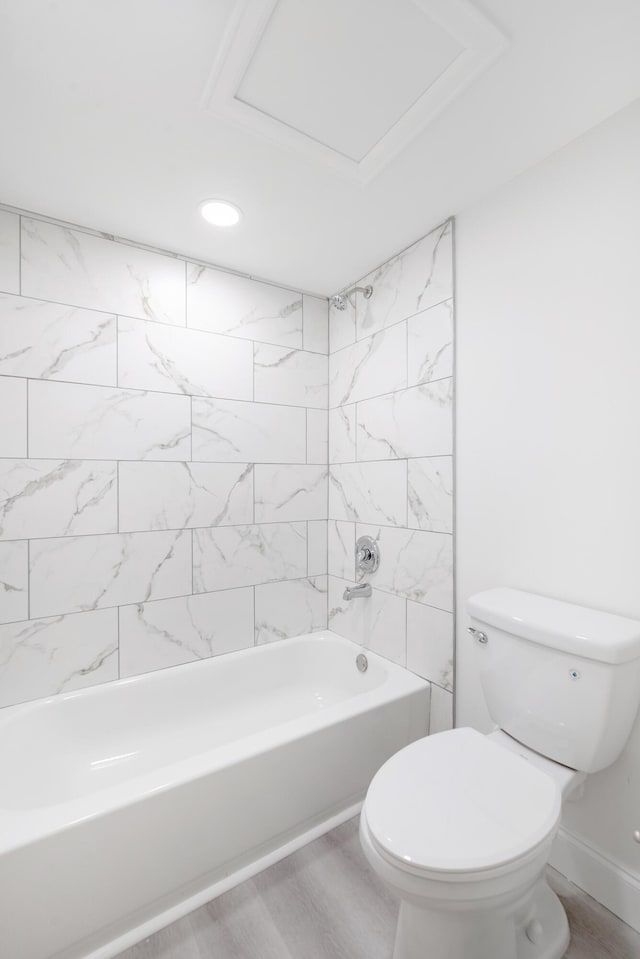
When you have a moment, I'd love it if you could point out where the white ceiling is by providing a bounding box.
[1,0,639,295]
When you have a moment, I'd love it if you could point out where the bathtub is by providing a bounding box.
[0,630,429,959]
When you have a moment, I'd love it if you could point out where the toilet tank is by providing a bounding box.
[467,588,640,773]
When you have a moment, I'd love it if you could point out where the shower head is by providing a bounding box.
[330,293,348,311]
[330,285,373,311]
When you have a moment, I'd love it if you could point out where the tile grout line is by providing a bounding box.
[451,216,458,729]
[18,214,22,294]
[0,291,329,354]
[0,371,329,410]
[405,595,408,670]
[190,529,194,596]
[0,512,452,546]
[0,363,448,414]
[331,372,453,412]
[13,574,343,630]
[26,538,30,620]
[25,377,29,458]
[0,453,321,465]
[252,585,256,646]
[329,295,453,361]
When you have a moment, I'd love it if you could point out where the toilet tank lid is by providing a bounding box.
[467,588,640,664]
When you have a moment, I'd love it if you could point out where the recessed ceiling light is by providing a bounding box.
[199,199,242,227]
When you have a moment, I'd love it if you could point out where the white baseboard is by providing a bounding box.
[550,827,640,934]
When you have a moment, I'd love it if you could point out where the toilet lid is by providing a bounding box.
[364,727,561,875]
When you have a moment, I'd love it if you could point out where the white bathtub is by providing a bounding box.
[0,631,429,959]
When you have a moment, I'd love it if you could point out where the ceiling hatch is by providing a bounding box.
[203,0,508,185]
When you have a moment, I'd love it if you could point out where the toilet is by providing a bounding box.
[360,587,640,959]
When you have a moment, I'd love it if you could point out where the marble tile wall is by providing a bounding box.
[0,211,329,707]
[327,220,455,733]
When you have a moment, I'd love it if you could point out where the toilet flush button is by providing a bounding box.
[525,919,544,944]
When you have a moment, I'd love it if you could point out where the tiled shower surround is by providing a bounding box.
[0,209,329,708]
[0,208,454,728]
[328,220,454,732]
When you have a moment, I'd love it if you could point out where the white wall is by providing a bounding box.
[456,97,640,910]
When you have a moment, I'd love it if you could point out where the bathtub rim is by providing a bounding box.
[0,631,428,855]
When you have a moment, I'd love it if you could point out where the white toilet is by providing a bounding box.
[360,587,640,959]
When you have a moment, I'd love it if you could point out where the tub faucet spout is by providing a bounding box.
[343,583,372,601]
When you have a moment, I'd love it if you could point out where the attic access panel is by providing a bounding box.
[203,0,508,184]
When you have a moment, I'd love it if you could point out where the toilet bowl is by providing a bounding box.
[359,588,640,959]
[360,727,576,959]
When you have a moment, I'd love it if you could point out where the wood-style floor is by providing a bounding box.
[119,818,640,959]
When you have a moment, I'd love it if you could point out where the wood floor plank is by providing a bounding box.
[119,817,640,959]
[548,868,640,958]
[250,821,398,959]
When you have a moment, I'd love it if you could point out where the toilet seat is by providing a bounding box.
[363,727,561,879]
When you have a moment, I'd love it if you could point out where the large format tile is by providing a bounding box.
[119,589,254,677]
[307,520,328,576]
[0,377,27,457]
[0,459,117,539]
[118,462,253,532]
[407,456,453,533]
[118,316,253,399]
[28,380,191,460]
[0,211,19,294]
[302,295,329,354]
[29,529,191,618]
[254,344,328,409]
[0,540,28,624]
[407,299,453,386]
[357,380,452,460]
[21,219,186,325]
[0,608,118,708]
[255,465,327,523]
[329,323,406,407]
[329,405,356,464]
[187,264,302,348]
[356,524,453,611]
[192,397,306,464]
[328,575,406,666]
[329,461,407,527]
[0,294,117,385]
[193,523,307,592]
[328,520,355,580]
[406,601,454,690]
[307,409,328,465]
[255,577,327,644]
[356,220,453,339]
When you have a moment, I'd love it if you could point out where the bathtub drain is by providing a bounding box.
[356,653,368,673]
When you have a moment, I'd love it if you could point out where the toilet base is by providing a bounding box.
[391,877,569,959]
